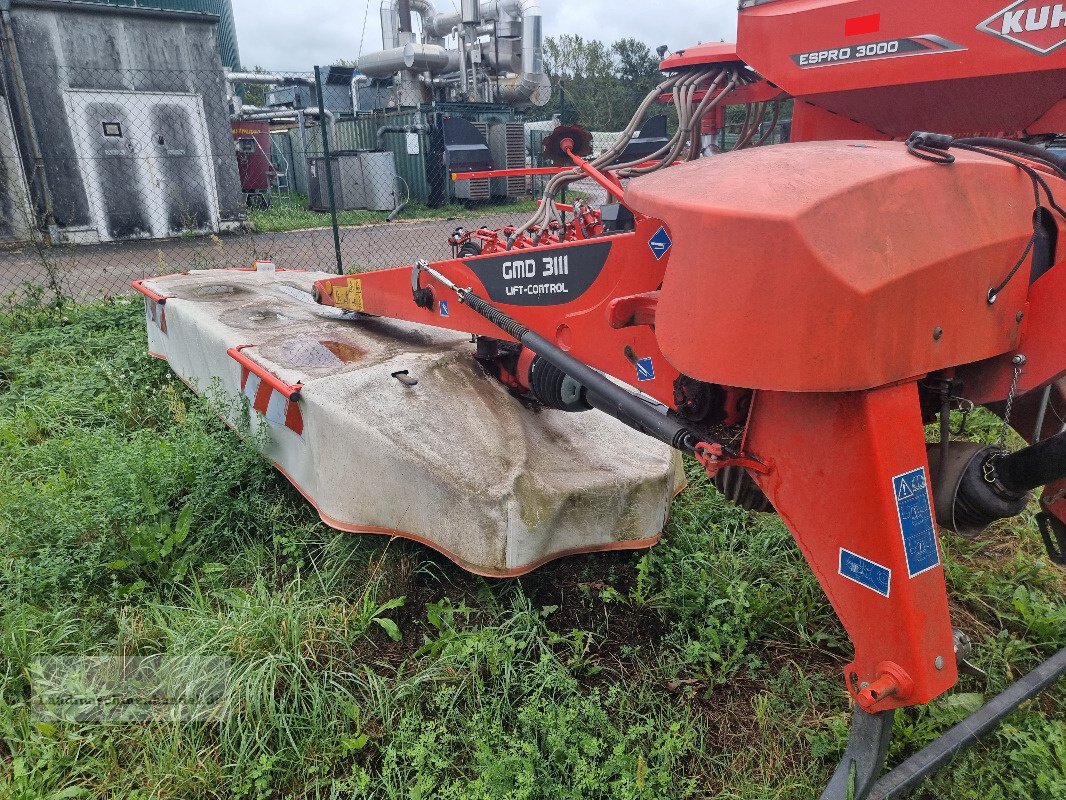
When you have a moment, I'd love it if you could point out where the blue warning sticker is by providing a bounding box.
[892,467,941,578]
[439,300,449,317]
[649,227,673,260]
[839,548,891,598]
[635,357,656,382]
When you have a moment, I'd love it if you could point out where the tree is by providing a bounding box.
[530,35,671,132]
[240,65,269,107]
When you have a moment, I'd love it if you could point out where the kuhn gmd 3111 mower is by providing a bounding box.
[139,1,1066,796]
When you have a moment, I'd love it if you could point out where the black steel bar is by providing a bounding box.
[448,283,700,453]
[314,65,344,276]
[869,646,1066,799]
[820,709,895,800]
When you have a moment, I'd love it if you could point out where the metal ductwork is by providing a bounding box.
[381,0,442,49]
[376,0,548,107]
[225,71,307,85]
[422,0,502,37]
[358,43,459,78]
[500,0,548,106]
[461,0,482,25]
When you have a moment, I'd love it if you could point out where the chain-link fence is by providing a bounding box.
[0,48,797,308]
[0,58,553,305]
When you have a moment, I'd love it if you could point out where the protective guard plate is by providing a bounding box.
[140,269,684,577]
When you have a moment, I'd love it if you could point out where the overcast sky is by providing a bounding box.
[230,0,739,72]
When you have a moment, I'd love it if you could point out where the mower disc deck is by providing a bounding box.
[137,268,684,576]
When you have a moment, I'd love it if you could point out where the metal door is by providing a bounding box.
[65,90,220,242]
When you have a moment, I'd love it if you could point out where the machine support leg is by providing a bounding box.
[745,383,958,711]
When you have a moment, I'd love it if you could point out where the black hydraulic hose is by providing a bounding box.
[458,291,701,453]
[995,430,1066,495]
[954,137,1066,179]
[869,646,1066,799]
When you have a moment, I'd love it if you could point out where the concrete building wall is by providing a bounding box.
[5,1,243,242]
[53,0,241,70]
[0,91,32,241]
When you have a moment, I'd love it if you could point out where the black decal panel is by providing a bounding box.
[464,241,613,307]
[791,35,965,68]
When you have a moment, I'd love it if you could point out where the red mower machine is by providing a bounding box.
[310,1,1066,796]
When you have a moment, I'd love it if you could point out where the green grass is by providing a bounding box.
[1,300,1064,799]
[248,193,540,234]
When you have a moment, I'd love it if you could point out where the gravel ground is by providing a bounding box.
[0,181,613,303]
[0,211,526,302]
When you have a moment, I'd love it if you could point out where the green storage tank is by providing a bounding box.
[67,0,241,69]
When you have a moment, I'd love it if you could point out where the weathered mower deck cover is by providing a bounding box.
[139,269,684,576]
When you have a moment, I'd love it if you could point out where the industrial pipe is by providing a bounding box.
[422,0,505,37]
[382,0,442,49]
[379,0,548,106]
[376,123,427,151]
[397,0,413,34]
[225,73,314,119]
[225,71,310,85]
[350,73,370,113]
[497,0,548,106]
[235,113,296,122]
[236,106,336,141]
[358,43,458,78]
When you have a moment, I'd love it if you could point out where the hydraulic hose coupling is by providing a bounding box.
[856,662,915,710]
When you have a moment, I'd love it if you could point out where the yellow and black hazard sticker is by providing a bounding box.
[349,278,364,312]
[332,278,364,311]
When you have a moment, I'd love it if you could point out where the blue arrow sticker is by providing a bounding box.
[635,357,656,382]
[649,227,673,260]
[439,301,449,317]
[839,548,892,598]
[893,467,941,578]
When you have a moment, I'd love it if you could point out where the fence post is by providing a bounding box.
[314,65,344,275]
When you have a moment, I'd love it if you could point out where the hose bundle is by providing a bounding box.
[511,64,765,245]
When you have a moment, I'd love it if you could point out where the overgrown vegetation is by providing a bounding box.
[248,193,539,235]
[1,300,1064,799]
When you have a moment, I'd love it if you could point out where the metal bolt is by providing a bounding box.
[933,326,944,341]
[1012,354,1027,367]
[935,656,945,671]
[1017,311,1025,323]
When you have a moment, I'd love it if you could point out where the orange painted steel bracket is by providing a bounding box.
[227,345,303,400]
[745,383,958,715]
[563,144,626,203]
[693,441,768,478]
[314,218,682,409]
